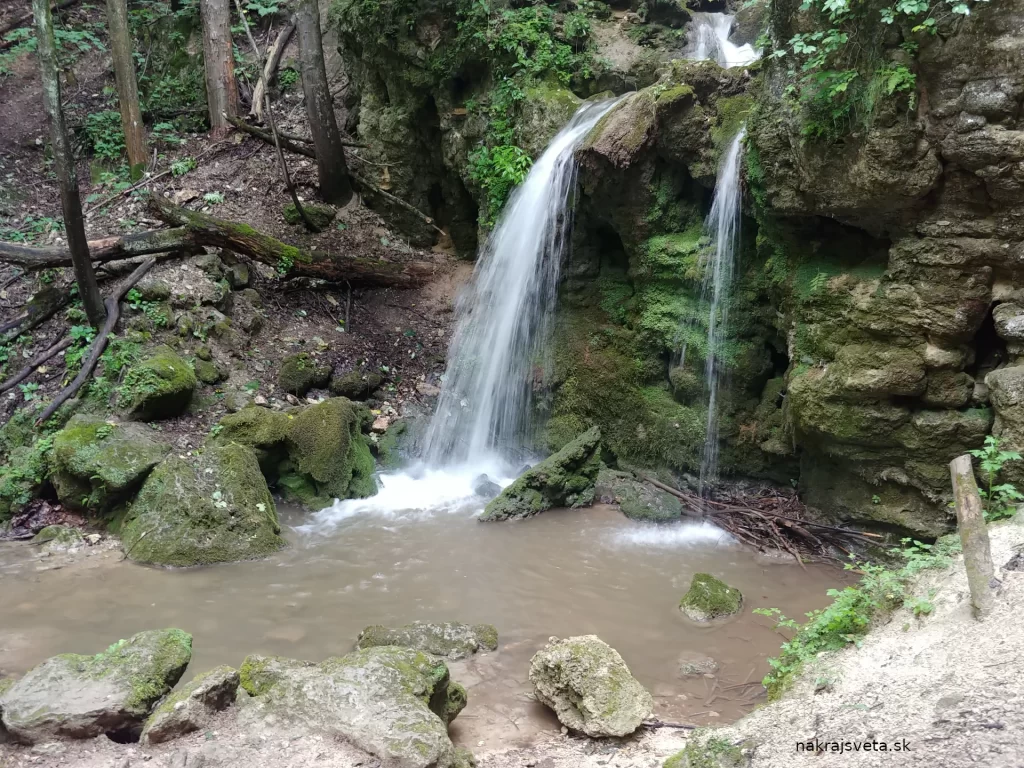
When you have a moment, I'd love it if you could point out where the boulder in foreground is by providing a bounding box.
[480,426,602,521]
[0,629,192,744]
[529,634,652,737]
[356,621,499,660]
[238,646,468,768]
[141,665,239,744]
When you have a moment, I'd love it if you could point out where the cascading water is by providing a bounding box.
[304,98,621,529]
[687,128,746,493]
[421,98,619,469]
[684,12,759,68]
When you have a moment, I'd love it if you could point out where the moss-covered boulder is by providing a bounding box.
[121,444,285,567]
[595,468,682,522]
[529,635,652,737]
[282,397,376,505]
[356,621,499,660]
[278,352,331,396]
[209,406,292,476]
[680,573,743,622]
[50,416,171,513]
[283,202,336,232]
[120,345,197,421]
[238,647,467,767]
[0,629,192,744]
[480,426,602,521]
[329,368,384,400]
[141,665,239,744]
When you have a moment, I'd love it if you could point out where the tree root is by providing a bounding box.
[0,337,73,394]
[35,258,156,426]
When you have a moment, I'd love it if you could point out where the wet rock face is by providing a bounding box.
[480,427,602,521]
[529,635,653,737]
[238,647,468,768]
[121,444,285,567]
[356,621,499,660]
[596,468,682,522]
[0,629,192,744]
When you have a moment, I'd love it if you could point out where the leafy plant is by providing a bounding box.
[968,435,1023,521]
[125,288,169,328]
[755,536,959,698]
[468,144,532,226]
[18,382,41,401]
[203,191,225,205]
[84,110,128,161]
[278,67,299,90]
[170,157,197,177]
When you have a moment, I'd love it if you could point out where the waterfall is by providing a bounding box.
[684,12,759,68]
[683,128,747,494]
[422,98,619,469]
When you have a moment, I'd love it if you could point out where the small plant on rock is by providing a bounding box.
[968,435,1023,521]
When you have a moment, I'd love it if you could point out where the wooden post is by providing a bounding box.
[950,454,995,619]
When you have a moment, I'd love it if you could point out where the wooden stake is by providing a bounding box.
[950,453,995,619]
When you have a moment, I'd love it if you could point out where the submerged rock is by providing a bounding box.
[120,345,197,421]
[472,474,501,500]
[480,427,602,521]
[278,352,331,396]
[141,665,239,744]
[238,647,467,767]
[50,415,171,513]
[677,651,719,677]
[529,635,652,737]
[680,573,743,622]
[0,629,192,744]
[30,525,85,552]
[121,443,285,567]
[595,468,682,522]
[356,621,499,660]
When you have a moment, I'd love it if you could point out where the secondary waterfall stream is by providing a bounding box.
[684,12,759,68]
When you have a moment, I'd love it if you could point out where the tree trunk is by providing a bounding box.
[294,0,352,205]
[32,0,105,327]
[950,454,996,619]
[199,0,238,135]
[105,0,147,178]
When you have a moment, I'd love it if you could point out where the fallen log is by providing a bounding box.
[0,337,72,394]
[147,195,437,287]
[0,201,438,288]
[250,22,295,122]
[226,115,366,154]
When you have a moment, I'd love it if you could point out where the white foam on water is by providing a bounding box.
[607,520,736,549]
[685,12,760,68]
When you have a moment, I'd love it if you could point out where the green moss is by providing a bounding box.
[664,736,744,768]
[283,203,336,231]
[120,345,197,421]
[444,681,468,724]
[711,94,753,151]
[680,573,743,621]
[278,352,331,396]
[285,397,376,502]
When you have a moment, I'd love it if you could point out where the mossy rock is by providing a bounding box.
[194,358,228,385]
[356,621,499,660]
[120,345,197,421]
[0,629,192,744]
[329,369,384,400]
[50,415,171,513]
[373,418,408,468]
[284,397,376,503]
[680,573,743,622]
[481,426,602,521]
[283,203,336,232]
[278,352,331,396]
[121,444,285,567]
[209,406,292,476]
[529,635,653,737]
[664,736,745,768]
[595,468,681,522]
[31,524,85,552]
[238,647,466,767]
[141,665,239,744]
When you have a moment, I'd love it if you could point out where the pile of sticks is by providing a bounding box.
[638,473,883,567]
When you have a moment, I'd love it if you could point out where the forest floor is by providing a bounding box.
[0,0,469,455]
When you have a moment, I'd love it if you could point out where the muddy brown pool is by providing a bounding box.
[0,503,848,750]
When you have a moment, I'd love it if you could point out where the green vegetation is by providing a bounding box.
[765,0,990,141]
[968,435,1023,521]
[664,734,744,768]
[754,537,961,699]
[468,144,532,226]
